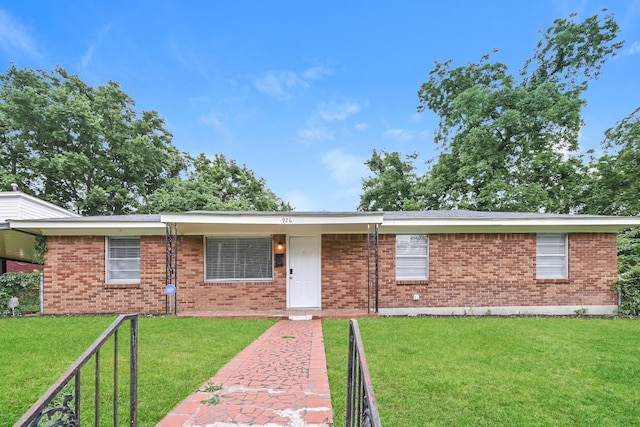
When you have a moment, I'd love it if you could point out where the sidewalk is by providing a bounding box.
[156,319,333,427]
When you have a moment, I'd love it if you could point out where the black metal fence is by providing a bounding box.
[14,314,138,427]
[346,319,381,427]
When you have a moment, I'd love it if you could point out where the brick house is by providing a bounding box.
[7,209,640,316]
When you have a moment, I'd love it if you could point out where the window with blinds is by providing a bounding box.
[106,237,140,284]
[205,237,273,282]
[396,234,429,280]
[536,234,568,279]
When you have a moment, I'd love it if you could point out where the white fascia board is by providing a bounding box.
[161,212,384,226]
[379,217,640,234]
[8,220,166,236]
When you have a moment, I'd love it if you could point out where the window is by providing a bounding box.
[536,234,567,279]
[106,237,140,284]
[205,237,273,282]
[396,234,429,280]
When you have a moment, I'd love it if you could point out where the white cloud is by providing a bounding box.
[301,65,334,80]
[188,95,211,104]
[315,100,361,121]
[171,40,209,77]
[80,45,95,69]
[355,123,369,131]
[418,129,431,138]
[0,9,42,59]
[285,190,315,211]
[297,125,334,143]
[410,113,423,122]
[320,148,368,207]
[624,41,640,56]
[321,148,367,186]
[298,99,365,144]
[254,70,307,99]
[254,65,334,100]
[383,128,416,140]
[199,110,223,128]
[81,23,112,68]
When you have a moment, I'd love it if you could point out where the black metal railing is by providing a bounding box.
[346,319,381,427]
[14,314,138,427]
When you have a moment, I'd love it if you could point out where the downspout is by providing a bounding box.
[174,224,178,315]
[165,223,179,315]
[39,271,44,314]
[367,224,371,314]
[617,273,622,312]
[375,224,379,313]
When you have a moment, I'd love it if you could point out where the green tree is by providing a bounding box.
[413,11,622,213]
[582,107,640,215]
[143,153,292,212]
[0,66,185,215]
[581,108,640,315]
[358,150,418,211]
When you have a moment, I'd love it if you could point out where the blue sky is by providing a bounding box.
[1,1,639,211]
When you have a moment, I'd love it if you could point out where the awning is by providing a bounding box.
[160,212,385,235]
[0,226,37,262]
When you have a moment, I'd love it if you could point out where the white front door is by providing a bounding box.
[288,236,321,308]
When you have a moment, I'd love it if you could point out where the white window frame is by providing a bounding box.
[536,234,568,279]
[204,236,273,282]
[106,237,141,284]
[396,234,429,280]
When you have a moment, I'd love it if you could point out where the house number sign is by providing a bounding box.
[282,217,293,223]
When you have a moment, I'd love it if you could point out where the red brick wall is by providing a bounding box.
[177,235,286,312]
[374,233,618,310]
[44,234,287,314]
[321,234,371,309]
[44,236,166,314]
[43,231,618,314]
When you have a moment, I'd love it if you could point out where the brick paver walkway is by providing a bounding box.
[156,319,333,427]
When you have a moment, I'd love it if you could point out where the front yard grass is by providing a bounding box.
[323,317,640,426]
[0,316,275,427]
[5,316,640,426]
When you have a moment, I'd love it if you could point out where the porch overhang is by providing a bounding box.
[160,212,384,235]
[7,215,166,236]
[0,225,37,263]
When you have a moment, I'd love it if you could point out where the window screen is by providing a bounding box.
[396,234,429,280]
[205,237,273,281]
[107,237,140,283]
[536,234,567,279]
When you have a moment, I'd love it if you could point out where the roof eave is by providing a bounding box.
[8,221,167,236]
[379,217,640,234]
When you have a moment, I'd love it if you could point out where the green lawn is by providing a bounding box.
[323,317,640,426]
[0,316,275,427]
[4,316,640,427]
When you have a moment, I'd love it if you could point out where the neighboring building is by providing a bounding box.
[5,260,41,274]
[7,209,640,316]
[0,187,79,275]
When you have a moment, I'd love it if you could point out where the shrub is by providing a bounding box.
[0,271,41,316]
[616,266,640,316]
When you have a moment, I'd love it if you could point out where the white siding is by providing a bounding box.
[0,193,78,222]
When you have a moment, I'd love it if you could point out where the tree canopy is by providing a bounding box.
[358,150,417,211]
[0,65,185,215]
[0,66,290,215]
[142,153,292,212]
[413,11,622,213]
[359,11,629,215]
[582,107,640,216]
